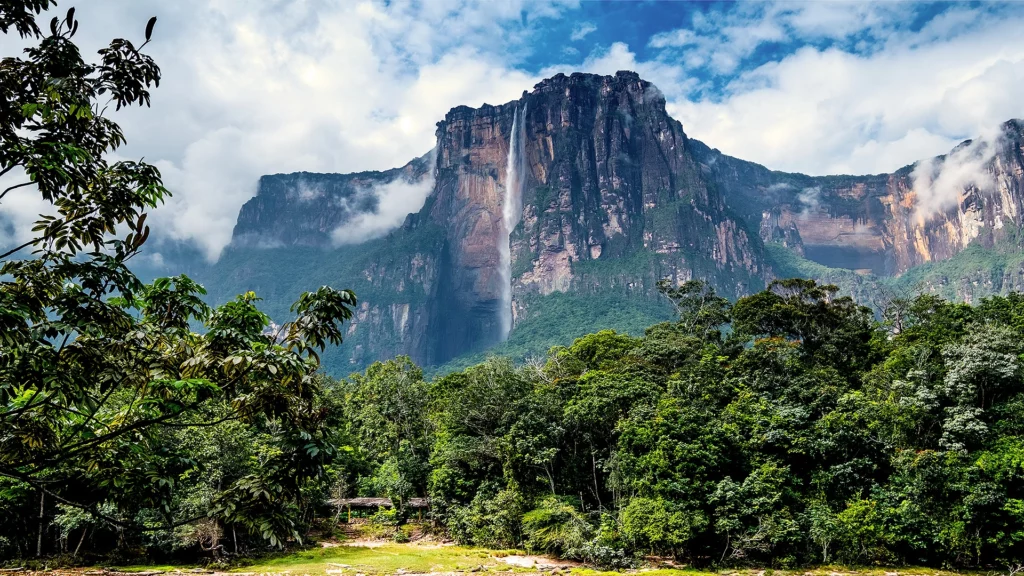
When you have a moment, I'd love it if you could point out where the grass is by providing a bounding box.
[106,566,185,573]
[233,543,513,575]
[579,569,987,576]
[103,543,1000,576]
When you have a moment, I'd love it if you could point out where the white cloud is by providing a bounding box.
[910,129,1002,224]
[295,181,326,203]
[332,167,437,246]
[766,182,794,192]
[648,2,910,76]
[797,186,821,218]
[632,3,1024,176]
[785,2,909,40]
[570,21,596,41]
[663,17,1024,175]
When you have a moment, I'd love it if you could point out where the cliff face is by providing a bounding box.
[693,120,1024,276]
[508,73,767,299]
[210,71,1024,373]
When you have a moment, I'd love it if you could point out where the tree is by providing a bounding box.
[621,496,705,555]
[348,357,431,508]
[657,279,731,343]
[731,279,875,370]
[522,496,593,556]
[0,2,355,547]
[709,462,801,563]
[807,500,840,563]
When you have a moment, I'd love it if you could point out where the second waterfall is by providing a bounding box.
[499,105,527,341]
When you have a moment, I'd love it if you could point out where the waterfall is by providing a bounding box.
[499,104,527,340]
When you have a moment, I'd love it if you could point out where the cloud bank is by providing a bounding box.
[0,0,562,260]
[572,4,1024,177]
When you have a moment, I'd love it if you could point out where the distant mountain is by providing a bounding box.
[692,119,1024,276]
[187,72,1024,375]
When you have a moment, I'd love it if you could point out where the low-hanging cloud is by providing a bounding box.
[910,130,1002,224]
[797,186,821,218]
[331,169,437,246]
[294,181,326,203]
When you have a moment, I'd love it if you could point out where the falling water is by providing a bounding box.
[499,104,527,340]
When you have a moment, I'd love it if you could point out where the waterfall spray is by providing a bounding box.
[499,105,527,340]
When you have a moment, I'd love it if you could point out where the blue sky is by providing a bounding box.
[545,2,954,62]
[2,0,1024,259]
[534,2,956,93]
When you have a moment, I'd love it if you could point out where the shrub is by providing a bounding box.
[445,487,525,548]
[621,497,706,554]
[522,496,593,555]
[369,507,400,527]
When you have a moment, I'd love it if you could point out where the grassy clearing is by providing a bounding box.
[233,543,511,575]
[102,545,998,576]
[580,569,988,576]
[107,566,186,573]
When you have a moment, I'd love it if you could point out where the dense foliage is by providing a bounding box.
[10,265,1024,568]
[325,279,1024,569]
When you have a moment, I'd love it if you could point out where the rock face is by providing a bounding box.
[210,72,1024,372]
[692,120,1024,276]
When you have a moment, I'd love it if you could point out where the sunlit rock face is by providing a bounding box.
[693,119,1024,276]
[509,72,768,297]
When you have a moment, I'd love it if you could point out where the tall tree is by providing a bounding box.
[0,1,355,547]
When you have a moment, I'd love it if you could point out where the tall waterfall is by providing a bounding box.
[499,105,527,340]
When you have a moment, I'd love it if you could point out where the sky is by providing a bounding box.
[3,0,1024,261]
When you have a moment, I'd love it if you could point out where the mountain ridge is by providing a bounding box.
[195,71,1024,374]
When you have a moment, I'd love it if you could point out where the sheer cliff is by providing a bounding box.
[425,71,770,361]
[196,72,1024,374]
